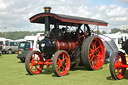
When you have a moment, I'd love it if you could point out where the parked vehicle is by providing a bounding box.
[17,33,44,62]
[0,38,18,54]
[104,32,128,52]
[15,39,26,45]
[0,44,2,56]
[17,41,33,62]
[24,35,36,42]
[33,33,45,51]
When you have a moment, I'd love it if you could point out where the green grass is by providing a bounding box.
[0,54,128,85]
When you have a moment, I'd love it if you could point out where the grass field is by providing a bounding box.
[0,54,128,85]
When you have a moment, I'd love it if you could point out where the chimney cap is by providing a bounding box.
[44,7,51,12]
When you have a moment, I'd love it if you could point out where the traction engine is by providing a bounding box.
[25,7,108,77]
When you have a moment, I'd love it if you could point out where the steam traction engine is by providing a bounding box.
[25,7,108,77]
[109,39,128,80]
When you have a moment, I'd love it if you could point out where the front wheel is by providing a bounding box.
[81,36,105,70]
[109,51,126,80]
[52,50,70,77]
[25,51,44,75]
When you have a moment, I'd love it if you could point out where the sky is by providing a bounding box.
[0,0,128,33]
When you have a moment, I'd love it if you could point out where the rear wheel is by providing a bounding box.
[8,49,12,54]
[81,36,105,70]
[109,51,126,80]
[52,50,70,77]
[25,51,44,75]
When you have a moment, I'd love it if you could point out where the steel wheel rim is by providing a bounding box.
[114,53,126,79]
[89,37,104,70]
[29,52,43,74]
[56,52,70,76]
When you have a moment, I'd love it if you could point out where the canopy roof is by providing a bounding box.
[30,12,108,26]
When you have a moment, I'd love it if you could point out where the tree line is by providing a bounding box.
[0,31,44,40]
[94,28,128,34]
[0,28,126,40]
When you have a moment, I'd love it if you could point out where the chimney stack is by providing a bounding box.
[44,7,51,37]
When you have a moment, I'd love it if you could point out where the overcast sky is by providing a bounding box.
[0,0,128,33]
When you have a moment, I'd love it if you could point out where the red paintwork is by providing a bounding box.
[89,37,105,70]
[29,52,52,74]
[28,51,71,76]
[43,59,52,67]
[30,48,33,51]
[30,13,108,26]
[121,64,128,68]
[114,53,126,79]
[56,40,78,52]
[55,51,70,76]
[29,52,44,74]
[37,59,52,67]
[78,33,87,45]
[61,18,107,26]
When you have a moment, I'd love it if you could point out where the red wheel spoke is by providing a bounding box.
[91,61,95,67]
[57,65,61,70]
[89,53,93,56]
[117,69,120,77]
[79,35,84,38]
[89,48,93,51]
[79,33,86,38]
[37,61,43,65]
[29,63,32,66]
[95,46,101,51]
[57,62,60,65]
[91,43,95,50]
[57,57,61,61]
[94,40,98,46]
[57,58,61,61]
[35,66,39,71]
[89,48,94,53]
[114,62,118,69]
[117,56,120,62]
[30,64,33,70]
[62,55,65,61]
[90,57,94,62]
[34,66,37,71]
[61,66,65,71]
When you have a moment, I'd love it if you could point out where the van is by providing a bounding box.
[0,38,18,54]
[104,32,128,52]
[17,33,44,62]
[33,33,45,51]
[17,41,33,62]
[0,44,2,56]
